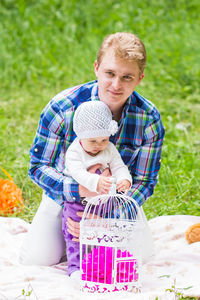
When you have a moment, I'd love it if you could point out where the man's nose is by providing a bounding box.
[112,77,121,90]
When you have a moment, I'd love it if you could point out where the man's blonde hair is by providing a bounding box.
[97,32,146,75]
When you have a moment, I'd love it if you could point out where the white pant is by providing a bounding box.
[19,193,65,266]
[139,207,155,263]
[19,193,154,266]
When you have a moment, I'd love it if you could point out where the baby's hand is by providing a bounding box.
[97,176,112,194]
[116,179,131,193]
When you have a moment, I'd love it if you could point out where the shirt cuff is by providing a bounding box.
[63,180,81,203]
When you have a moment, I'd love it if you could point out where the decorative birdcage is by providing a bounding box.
[80,190,145,293]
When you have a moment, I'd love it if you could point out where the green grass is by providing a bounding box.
[0,0,200,222]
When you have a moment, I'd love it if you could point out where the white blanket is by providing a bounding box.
[0,215,200,300]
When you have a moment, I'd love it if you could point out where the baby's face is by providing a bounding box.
[81,136,109,155]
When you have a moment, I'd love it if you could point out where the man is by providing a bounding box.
[19,32,165,266]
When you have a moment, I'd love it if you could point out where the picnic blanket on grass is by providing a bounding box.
[0,215,200,300]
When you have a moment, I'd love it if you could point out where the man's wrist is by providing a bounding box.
[63,180,81,202]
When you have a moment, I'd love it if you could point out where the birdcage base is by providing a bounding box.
[80,280,141,293]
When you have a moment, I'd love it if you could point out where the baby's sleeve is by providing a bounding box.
[65,145,100,192]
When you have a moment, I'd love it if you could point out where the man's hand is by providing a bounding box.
[101,167,111,177]
[67,211,99,242]
[67,215,81,242]
[78,185,98,198]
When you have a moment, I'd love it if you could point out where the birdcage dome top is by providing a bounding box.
[81,194,144,222]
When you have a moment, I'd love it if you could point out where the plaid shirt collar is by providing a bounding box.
[90,80,134,124]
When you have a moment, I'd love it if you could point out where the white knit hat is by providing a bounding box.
[73,101,118,139]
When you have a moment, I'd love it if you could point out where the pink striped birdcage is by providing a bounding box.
[80,180,145,293]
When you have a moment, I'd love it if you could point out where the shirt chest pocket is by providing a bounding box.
[118,145,140,167]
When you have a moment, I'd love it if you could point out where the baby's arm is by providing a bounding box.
[78,164,111,198]
[68,160,111,194]
[65,146,100,192]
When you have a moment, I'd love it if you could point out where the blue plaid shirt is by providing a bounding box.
[29,80,165,206]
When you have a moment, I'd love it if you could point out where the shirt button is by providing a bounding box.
[72,197,76,200]
[34,148,38,152]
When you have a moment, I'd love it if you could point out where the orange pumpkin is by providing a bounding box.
[0,167,24,216]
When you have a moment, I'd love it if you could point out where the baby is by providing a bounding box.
[62,101,132,280]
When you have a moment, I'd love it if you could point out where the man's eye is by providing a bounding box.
[123,76,133,81]
[106,72,114,77]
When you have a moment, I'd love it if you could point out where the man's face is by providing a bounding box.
[94,47,144,112]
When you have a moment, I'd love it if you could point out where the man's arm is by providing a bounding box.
[29,101,80,204]
[127,114,165,206]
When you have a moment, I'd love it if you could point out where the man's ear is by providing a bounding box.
[140,73,145,81]
[138,73,145,84]
[94,60,98,76]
